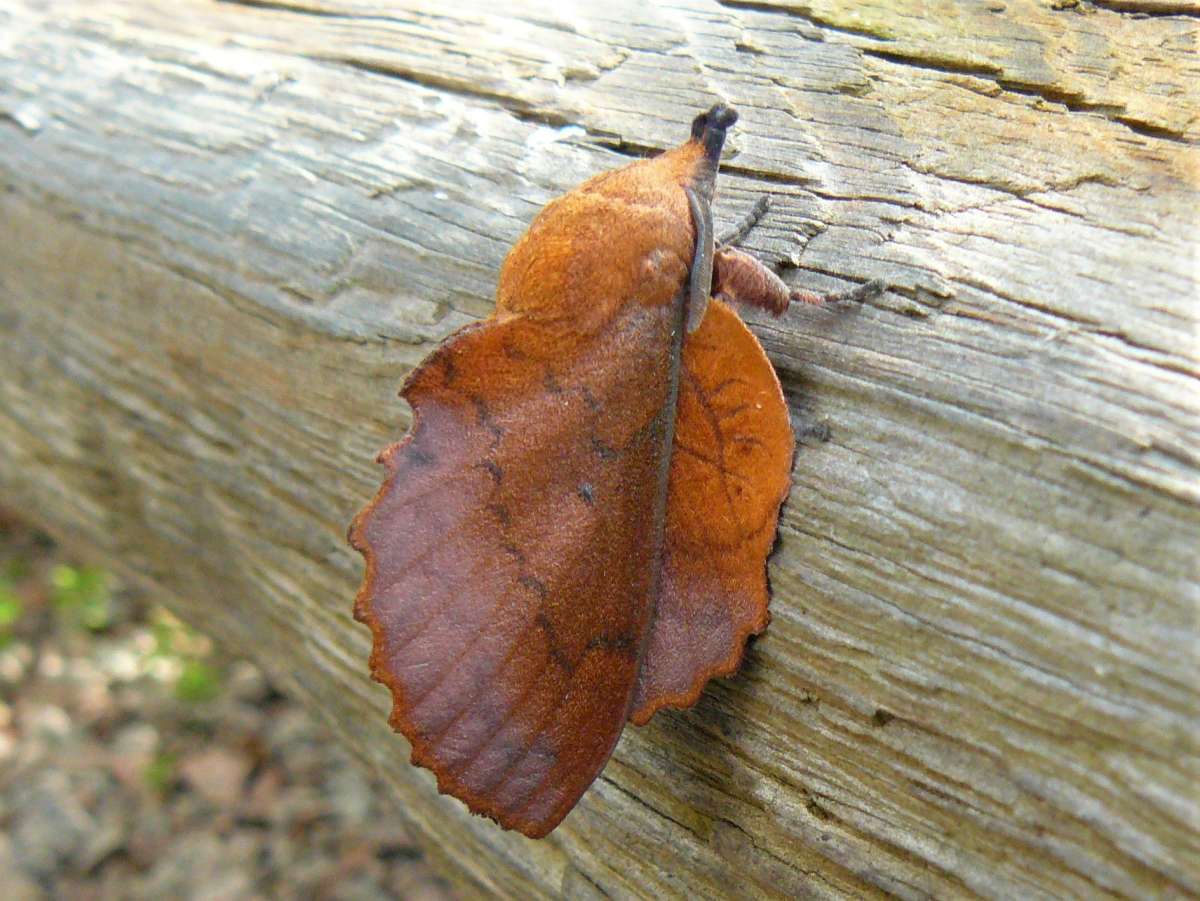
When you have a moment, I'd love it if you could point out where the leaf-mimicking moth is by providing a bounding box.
[349,105,882,838]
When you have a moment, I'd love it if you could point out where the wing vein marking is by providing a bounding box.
[679,367,749,533]
[672,441,755,487]
[705,376,750,400]
[504,637,641,824]
[408,577,539,722]
[478,674,571,802]
[423,610,544,747]
[381,542,499,663]
[368,508,475,602]
[450,655,556,786]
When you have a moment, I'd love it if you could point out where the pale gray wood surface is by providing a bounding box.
[1,1,1197,897]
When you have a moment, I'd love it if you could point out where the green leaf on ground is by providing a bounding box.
[51,564,113,631]
[175,658,222,703]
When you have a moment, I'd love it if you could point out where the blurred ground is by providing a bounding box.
[0,510,456,900]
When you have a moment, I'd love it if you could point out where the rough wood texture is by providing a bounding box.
[1,1,1197,897]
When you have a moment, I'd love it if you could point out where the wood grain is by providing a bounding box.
[1,0,1197,897]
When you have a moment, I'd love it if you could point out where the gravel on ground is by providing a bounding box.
[0,510,456,901]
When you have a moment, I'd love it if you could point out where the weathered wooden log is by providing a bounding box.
[1,1,1197,897]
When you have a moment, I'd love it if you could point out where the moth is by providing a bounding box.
[350,105,881,837]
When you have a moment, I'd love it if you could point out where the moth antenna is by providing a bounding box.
[717,195,771,249]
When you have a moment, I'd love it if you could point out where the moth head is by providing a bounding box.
[687,104,737,203]
[690,104,738,164]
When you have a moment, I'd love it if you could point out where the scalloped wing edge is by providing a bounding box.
[627,300,794,727]
[346,321,557,834]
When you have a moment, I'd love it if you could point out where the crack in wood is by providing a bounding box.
[1085,0,1200,16]
[714,0,898,41]
[863,48,1191,144]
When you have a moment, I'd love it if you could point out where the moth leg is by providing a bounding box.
[716,195,771,249]
[684,184,714,334]
[790,277,886,307]
[712,246,884,317]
